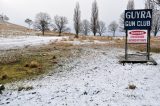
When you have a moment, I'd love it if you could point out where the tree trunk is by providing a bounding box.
[42,24,45,35]
[94,32,96,36]
[42,30,44,36]
[59,30,62,36]
[113,31,115,37]
[154,29,157,37]
[75,34,79,38]
[59,32,61,36]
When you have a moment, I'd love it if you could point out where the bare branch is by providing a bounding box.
[97,21,106,36]
[119,0,135,32]
[25,18,33,29]
[81,19,90,35]
[53,15,69,36]
[108,21,119,37]
[127,0,135,10]
[34,12,51,35]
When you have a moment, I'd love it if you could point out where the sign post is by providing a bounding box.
[125,30,128,60]
[120,9,157,65]
[147,29,151,60]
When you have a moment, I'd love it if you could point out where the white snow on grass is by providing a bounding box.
[0,35,67,50]
[1,47,160,106]
[61,40,114,45]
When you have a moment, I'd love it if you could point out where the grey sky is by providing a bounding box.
[0,0,145,28]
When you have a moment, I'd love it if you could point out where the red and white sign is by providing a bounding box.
[128,30,147,43]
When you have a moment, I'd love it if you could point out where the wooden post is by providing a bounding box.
[147,29,151,60]
[125,30,128,60]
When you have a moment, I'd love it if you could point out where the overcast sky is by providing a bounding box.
[0,0,145,29]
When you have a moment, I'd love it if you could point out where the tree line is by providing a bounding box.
[24,0,118,37]
[1,0,160,36]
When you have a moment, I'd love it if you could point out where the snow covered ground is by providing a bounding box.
[1,46,160,106]
[0,36,66,50]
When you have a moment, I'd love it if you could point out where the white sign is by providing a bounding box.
[128,30,147,43]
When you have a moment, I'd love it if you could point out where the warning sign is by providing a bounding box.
[128,30,147,44]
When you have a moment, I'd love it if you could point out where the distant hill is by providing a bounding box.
[0,21,33,36]
[0,21,75,36]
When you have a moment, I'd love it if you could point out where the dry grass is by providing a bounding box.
[0,35,159,84]
[0,43,74,84]
[77,36,114,41]
[0,51,22,64]
[0,22,33,36]
[35,31,76,36]
[71,36,160,53]
[105,37,160,53]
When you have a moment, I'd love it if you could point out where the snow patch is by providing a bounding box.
[0,35,67,50]
[1,47,160,106]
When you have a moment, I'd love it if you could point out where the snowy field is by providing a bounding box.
[0,36,66,50]
[0,46,160,106]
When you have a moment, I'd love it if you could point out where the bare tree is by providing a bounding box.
[152,10,160,36]
[81,19,90,35]
[119,13,125,32]
[127,0,135,10]
[90,0,99,36]
[53,15,69,36]
[74,2,81,38]
[0,14,9,22]
[108,21,119,37]
[34,12,51,35]
[119,0,135,32]
[97,21,106,36]
[145,0,156,9]
[145,0,160,36]
[146,0,160,7]
[25,18,33,29]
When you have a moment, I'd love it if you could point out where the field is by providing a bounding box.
[0,35,160,106]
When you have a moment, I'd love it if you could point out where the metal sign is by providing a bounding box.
[128,30,147,44]
[123,9,153,62]
[124,9,152,30]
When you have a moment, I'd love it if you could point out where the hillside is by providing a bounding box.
[0,21,32,35]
